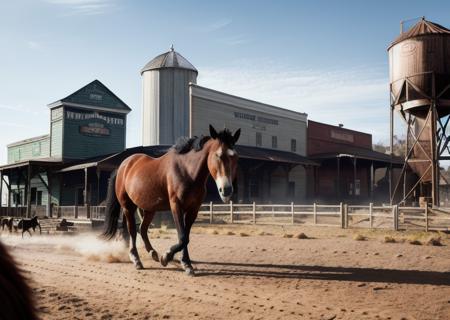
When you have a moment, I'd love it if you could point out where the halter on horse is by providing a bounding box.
[102,125,240,275]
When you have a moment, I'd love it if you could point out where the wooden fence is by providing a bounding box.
[196,202,450,231]
[2,203,450,231]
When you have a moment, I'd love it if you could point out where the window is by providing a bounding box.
[288,182,295,198]
[256,132,262,147]
[291,139,297,152]
[32,142,41,156]
[272,136,277,148]
[37,191,43,205]
[249,178,259,198]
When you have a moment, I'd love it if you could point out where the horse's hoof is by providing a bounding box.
[135,261,144,270]
[160,252,170,267]
[185,267,195,276]
[181,262,195,276]
[150,250,159,262]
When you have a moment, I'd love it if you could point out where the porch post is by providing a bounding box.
[0,170,3,208]
[47,171,52,217]
[26,165,32,218]
[353,158,357,199]
[336,157,341,199]
[96,168,101,206]
[84,167,90,219]
[370,161,374,201]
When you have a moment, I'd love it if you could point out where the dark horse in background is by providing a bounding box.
[18,216,41,238]
[102,125,240,275]
[0,240,38,319]
[1,217,14,232]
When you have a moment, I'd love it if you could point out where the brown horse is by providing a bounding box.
[102,125,240,275]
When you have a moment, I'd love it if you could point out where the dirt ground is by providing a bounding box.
[2,224,450,320]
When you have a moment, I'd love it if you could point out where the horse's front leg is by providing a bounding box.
[160,198,187,267]
[181,209,198,276]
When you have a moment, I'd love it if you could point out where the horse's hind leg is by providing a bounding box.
[139,210,159,262]
[123,207,144,270]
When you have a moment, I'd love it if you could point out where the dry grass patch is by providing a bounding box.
[283,234,294,238]
[409,239,422,245]
[239,232,250,237]
[225,231,235,236]
[383,236,396,243]
[208,229,219,235]
[257,231,273,236]
[353,234,367,241]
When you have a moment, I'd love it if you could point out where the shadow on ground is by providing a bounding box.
[192,260,450,286]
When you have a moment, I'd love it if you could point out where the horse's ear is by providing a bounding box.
[233,128,241,144]
[209,125,218,139]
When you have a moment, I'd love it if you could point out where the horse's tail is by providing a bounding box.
[101,170,121,240]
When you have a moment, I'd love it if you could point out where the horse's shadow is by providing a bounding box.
[191,260,450,286]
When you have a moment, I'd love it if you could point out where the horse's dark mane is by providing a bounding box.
[173,129,236,154]
[173,136,211,154]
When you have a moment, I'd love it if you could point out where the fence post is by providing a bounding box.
[313,203,317,225]
[291,202,294,225]
[425,205,428,232]
[253,201,256,224]
[340,202,344,228]
[344,204,348,228]
[209,201,213,224]
[75,206,78,219]
[394,205,399,231]
[230,200,233,224]
[369,202,373,229]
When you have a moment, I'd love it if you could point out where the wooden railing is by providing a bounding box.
[196,202,450,231]
[2,203,450,231]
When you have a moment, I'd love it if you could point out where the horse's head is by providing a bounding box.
[207,125,241,203]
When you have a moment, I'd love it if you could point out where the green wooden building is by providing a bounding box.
[0,80,131,217]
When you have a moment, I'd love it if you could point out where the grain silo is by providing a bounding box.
[141,46,198,145]
[389,18,450,206]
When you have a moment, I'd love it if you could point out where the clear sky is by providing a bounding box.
[0,0,449,164]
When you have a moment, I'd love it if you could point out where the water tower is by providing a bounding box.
[389,18,450,206]
[141,46,198,145]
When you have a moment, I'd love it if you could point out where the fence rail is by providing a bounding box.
[1,203,449,231]
[196,202,450,231]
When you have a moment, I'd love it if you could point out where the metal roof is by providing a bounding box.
[141,46,198,74]
[389,18,450,49]
[309,145,403,165]
[54,144,318,173]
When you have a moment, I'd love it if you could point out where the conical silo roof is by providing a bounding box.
[388,18,450,49]
[141,45,198,75]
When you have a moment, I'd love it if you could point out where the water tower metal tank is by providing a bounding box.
[141,46,198,146]
[389,18,450,206]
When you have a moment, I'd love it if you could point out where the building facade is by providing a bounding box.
[0,80,131,215]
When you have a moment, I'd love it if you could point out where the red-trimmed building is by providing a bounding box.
[307,121,401,204]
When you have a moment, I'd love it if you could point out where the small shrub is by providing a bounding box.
[384,236,396,243]
[225,231,235,236]
[353,234,367,241]
[426,237,442,246]
[409,240,422,245]
[295,232,308,239]
[239,232,249,237]
[283,234,293,238]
